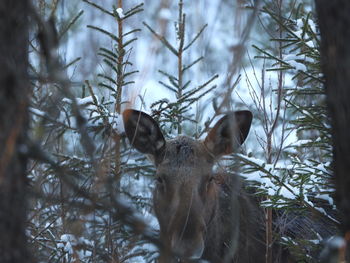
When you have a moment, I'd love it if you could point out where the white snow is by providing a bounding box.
[291,139,313,147]
[63,96,98,106]
[59,234,77,254]
[296,19,304,29]
[306,40,315,48]
[109,113,125,133]
[76,96,96,105]
[279,185,296,199]
[308,19,317,33]
[315,193,334,206]
[58,234,93,260]
[116,8,125,19]
[62,97,72,104]
[288,60,307,72]
[284,54,300,61]
[60,234,76,243]
[294,30,303,38]
[29,107,46,117]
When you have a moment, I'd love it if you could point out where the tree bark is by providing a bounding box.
[315,1,350,260]
[0,0,32,262]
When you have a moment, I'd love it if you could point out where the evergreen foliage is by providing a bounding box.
[28,1,158,262]
[25,0,340,262]
[27,0,220,262]
[144,0,218,136]
[237,1,338,261]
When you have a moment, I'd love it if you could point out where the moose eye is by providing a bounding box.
[155,176,166,193]
[208,176,215,183]
[206,176,215,192]
[156,176,164,184]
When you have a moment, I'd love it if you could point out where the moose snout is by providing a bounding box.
[171,234,205,260]
[170,218,206,260]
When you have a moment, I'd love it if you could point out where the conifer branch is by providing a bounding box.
[143,22,178,55]
[59,10,84,40]
[82,0,114,17]
[183,24,207,51]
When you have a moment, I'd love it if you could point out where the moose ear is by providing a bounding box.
[204,110,252,157]
[123,109,166,156]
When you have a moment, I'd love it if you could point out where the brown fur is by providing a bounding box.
[154,137,265,262]
[123,109,271,262]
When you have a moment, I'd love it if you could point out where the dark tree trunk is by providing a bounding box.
[0,0,32,262]
[315,1,350,260]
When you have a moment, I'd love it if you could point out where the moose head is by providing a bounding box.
[123,109,252,262]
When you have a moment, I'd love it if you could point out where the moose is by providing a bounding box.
[123,109,276,262]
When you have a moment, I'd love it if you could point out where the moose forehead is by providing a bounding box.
[156,136,213,178]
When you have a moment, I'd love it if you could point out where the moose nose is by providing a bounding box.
[170,235,205,260]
